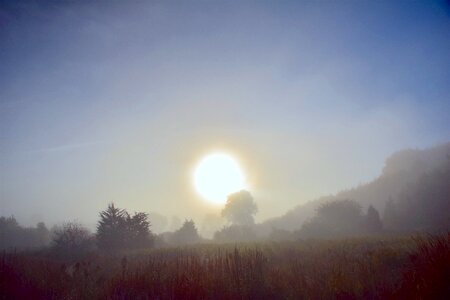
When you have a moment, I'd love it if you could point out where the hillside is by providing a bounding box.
[258,142,450,233]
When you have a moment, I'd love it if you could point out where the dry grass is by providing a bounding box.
[1,234,448,299]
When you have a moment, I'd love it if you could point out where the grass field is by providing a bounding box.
[1,234,448,299]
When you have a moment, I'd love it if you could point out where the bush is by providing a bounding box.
[51,222,95,259]
[214,224,257,243]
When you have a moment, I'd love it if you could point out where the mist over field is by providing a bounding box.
[1,0,449,230]
[1,1,449,299]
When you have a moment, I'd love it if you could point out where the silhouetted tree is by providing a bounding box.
[0,216,20,249]
[222,190,258,226]
[126,212,153,249]
[52,222,94,258]
[97,203,128,251]
[0,216,18,228]
[0,216,51,250]
[97,203,154,251]
[384,159,450,232]
[299,199,364,238]
[171,219,200,245]
[261,143,450,236]
[365,205,383,233]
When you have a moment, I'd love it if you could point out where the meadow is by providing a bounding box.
[1,234,448,299]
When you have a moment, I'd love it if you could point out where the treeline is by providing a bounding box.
[216,198,385,242]
[0,191,258,252]
[0,204,154,253]
[220,154,449,241]
[287,155,448,238]
[2,157,449,251]
[260,142,450,236]
[266,157,449,240]
[1,144,449,250]
[217,155,450,241]
[298,200,382,238]
[0,203,204,254]
[383,159,450,232]
[0,217,50,250]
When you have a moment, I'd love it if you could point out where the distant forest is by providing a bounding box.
[1,142,449,252]
[258,142,450,236]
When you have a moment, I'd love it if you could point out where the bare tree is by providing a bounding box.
[52,222,94,257]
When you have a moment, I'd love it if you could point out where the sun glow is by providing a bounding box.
[193,153,246,204]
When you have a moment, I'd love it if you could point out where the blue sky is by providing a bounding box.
[0,1,449,229]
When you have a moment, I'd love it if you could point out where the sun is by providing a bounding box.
[193,153,246,204]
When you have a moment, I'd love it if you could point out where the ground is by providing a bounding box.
[1,234,449,299]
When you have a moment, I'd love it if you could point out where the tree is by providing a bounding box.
[96,203,128,251]
[299,199,364,238]
[365,205,383,233]
[316,199,362,229]
[126,212,153,249]
[170,219,200,245]
[0,216,20,249]
[0,216,51,250]
[52,222,94,258]
[382,160,450,232]
[222,190,258,226]
[96,203,153,251]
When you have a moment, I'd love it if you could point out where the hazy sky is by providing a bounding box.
[1,1,449,229]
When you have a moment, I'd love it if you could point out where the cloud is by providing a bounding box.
[27,140,107,154]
